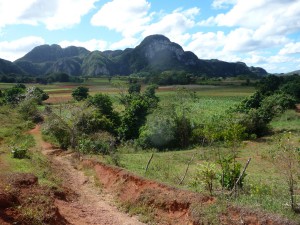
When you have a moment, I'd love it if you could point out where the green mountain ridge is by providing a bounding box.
[0,58,25,75]
[1,34,268,77]
[285,70,300,76]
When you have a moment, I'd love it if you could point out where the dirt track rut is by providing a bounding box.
[30,125,144,225]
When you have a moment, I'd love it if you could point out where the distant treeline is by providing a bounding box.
[0,73,84,84]
[129,70,259,86]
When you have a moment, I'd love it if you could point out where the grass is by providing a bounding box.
[116,139,300,221]
[120,201,155,224]
[0,106,61,188]
[271,109,300,131]
[111,86,300,221]
[1,81,299,221]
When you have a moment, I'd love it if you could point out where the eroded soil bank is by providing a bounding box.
[81,159,297,225]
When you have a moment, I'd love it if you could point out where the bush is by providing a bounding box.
[18,99,43,123]
[75,110,116,135]
[3,84,26,105]
[218,156,245,190]
[77,132,115,155]
[128,83,141,94]
[280,81,300,101]
[86,93,120,130]
[72,86,89,101]
[191,162,218,195]
[25,87,49,104]
[138,111,177,149]
[138,108,193,149]
[119,95,154,140]
[11,146,28,159]
[236,92,296,137]
[43,117,71,150]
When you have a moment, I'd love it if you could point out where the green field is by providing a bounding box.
[1,80,299,222]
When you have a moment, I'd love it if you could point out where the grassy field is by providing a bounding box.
[0,78,255,104]
[1,80,299,221]
[115,108,300,220]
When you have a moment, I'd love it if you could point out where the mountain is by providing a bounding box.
[2,34,267,77]
[15,45,90,76]
[0,58,25,75]
[285,70,300,76]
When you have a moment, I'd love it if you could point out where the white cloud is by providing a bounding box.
[59,39,107,51]
[269,55,293,63]
[110,37,139,50]
[223,28,288,52]
[185,31,244,62]
[242,53,298,73]
[184,28,297,73]
[0,0,35,28]
[0,0,98,30]
[212,0,237,9]
[142,8,200,45]
[91,0,151,37]
[0,36,45,61]
[203,0,300,38]
[186,31,226,58]
[243,54,267,65]
[279,42,300,55]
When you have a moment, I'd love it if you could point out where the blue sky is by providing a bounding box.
[0,0,300,73]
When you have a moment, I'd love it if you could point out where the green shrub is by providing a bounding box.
[42,118,71,150]
[191,162,218,195]
[138,110,176,149]
[11,146,28,159]
[218,156,245,190]
[72,86,89,101]
[18,99,43,123]
[236,92,296,137]
[77,132,115,155]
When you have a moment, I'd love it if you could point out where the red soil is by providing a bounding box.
[0,173,67,225]
[82,160,297,225]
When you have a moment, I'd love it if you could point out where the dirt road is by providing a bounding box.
[29,125,144,225]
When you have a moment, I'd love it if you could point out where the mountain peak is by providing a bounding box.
[140,34,170,45]
[9,34,267,77]
[137,34,184,61]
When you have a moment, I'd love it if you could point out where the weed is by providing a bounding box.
[190,198,228,224]
[120,201,155,224]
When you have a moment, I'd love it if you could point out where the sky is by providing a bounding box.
[0,0,300,73]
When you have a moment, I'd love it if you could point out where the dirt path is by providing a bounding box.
[29,125,145,225]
